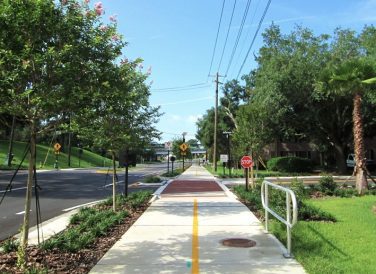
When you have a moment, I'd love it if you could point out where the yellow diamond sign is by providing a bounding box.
[54,143,61,151]
[179,143,188,152]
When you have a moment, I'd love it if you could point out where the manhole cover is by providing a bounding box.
[220,238,256,248]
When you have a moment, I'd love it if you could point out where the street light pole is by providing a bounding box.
[223,131,232,177]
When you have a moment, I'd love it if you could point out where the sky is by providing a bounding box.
[92,0,376,143]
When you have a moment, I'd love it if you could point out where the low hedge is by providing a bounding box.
[267,156,313,173]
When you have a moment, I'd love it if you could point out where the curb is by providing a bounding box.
[151,179,173,201]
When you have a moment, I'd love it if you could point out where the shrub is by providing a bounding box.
[232,181,335,222]
[299,202,336,221]
[334,188,357,198]
[289,178,308,199]
[0,238,19,253]
[319,175,337,195]
[144,176,162,183]
[267,157,313,173]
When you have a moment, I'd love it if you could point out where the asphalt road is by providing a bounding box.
[0,163,170,241]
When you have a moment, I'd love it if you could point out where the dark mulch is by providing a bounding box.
[0,204,149,274]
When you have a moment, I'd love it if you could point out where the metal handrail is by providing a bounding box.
[261,180,298,258]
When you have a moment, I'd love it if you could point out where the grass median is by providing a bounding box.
[232,180,376,273]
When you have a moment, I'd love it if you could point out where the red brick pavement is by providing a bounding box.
[161,180,223,194]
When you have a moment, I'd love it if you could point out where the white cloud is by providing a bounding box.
[170,114,181,121]
[187,114,203,124]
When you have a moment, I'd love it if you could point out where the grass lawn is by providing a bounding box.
[205,164,304,178]
[269,196,376,274]
[0,140,114,169]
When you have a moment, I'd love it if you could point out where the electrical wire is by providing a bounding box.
[230,0,262,77]
[207,0,226,78]
[224,0,252,77]
[217,0,237,73]
[236,0,272,80]
[151,82,209,91]
[152,84,211,93]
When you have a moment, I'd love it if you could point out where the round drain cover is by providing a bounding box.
[220,238,256,248]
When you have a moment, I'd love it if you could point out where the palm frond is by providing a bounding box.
[362,77,376,84]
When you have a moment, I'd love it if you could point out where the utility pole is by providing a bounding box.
[209,72,225,172]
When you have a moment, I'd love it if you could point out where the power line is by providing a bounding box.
[151,84,211,93]
[207,0,226,78]
[151,82,208,91]
[224,0,252,77]
[236,0,272,80]
[217,0,237,73]
[231,0,262,77]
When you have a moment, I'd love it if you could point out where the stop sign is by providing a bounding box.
[241,155,253,168]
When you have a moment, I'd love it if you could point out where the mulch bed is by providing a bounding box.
[0,204,149,274]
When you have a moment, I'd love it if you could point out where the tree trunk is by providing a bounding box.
[333,143,347,174]
[18,120,36,268]
[67,114,72,167]
[7,116,16,167]
[353,92,367,195]
[112,151,116,212]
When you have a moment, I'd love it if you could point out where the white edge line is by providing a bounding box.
[0,186,28,193]
[16,210,27,215]
[62,200,105,212]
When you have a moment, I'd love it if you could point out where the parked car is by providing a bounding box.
[346,153,375,169]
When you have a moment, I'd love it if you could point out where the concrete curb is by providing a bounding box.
[151,179,173,201]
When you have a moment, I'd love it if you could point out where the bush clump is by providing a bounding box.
[319,175,337,195]
[144,176,162,183]
[267,157,313,173]
[0,238,19,253]
[42,208,127,252]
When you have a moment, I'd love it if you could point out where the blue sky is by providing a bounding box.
[93,0,375,143]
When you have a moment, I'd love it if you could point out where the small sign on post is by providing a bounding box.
[241,155,253,191]
[220,154,228,163]
[53,143,61,169]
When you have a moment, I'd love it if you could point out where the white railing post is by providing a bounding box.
[261,180,297,258]
[285,193,292,258]
[265,183,269,232]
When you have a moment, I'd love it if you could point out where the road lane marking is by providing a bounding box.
[0,186,29,193]
[62,200,105,212]
[16,210,31,215]
[192,199,199,274]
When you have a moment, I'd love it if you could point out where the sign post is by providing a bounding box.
[170,156,176,174]
[220,154,228,176]
[179,143,188,170]
[53,143,61,169]
[241,155,253,191]
[165,141,172,174]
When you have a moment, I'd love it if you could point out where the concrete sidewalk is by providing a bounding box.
[90,165,305,274]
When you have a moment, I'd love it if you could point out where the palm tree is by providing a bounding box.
[318,58,376,195]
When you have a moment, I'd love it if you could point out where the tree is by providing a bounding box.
[236,25,376,174]
[75,58,160,210]
[0,0,124,266]
[317,58,376,194]
[196,107,233,162]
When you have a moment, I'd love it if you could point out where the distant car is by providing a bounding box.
[346,153,374,168]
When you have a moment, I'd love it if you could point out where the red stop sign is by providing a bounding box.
[241,156,253,168]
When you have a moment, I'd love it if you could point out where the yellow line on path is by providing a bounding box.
[192,199,199,274]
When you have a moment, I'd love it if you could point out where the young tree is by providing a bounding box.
[75,59,160,211]
[0,0,123,266]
